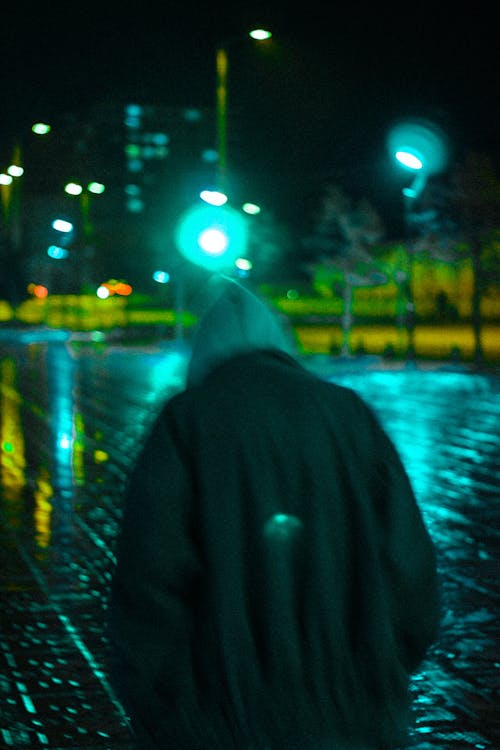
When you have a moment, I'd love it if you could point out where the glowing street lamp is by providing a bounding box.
[47,244,69,259]
[175,202,248,271]
[386,118,449,358]
[31,122,51,135]
[153,270,171,284]
[242,202,261,215]
[395,151,423,171]
[7,164,24,178]
[200,189,228,206]
[64,182,83,196]
[52,218,74,233]
[387,118,449,198]
[64,180,105,241]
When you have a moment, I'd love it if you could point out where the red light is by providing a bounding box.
[33,284,48,298]
[115,282,132,296]
[102,280,132,296]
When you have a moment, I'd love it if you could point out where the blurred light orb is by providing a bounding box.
[125,183,141,196]
[52,219,73,233]
[87,181,105,194]
[395,151,423,170]
[249,28,272,40]
[126,197,144,213]
[153,270,170,284]
[387,119,448,175]
[175,203,247,270]
[242,202,261,215]
[198,228,229,256]
[235,257,252,271]
[183,108,202,122]
[32,122,51,135]
[202,148,219,163]
[96,285,110,299]
[200,189,228,206]
[7,165,23,177]
[65,182,83,195]
[47,245,69,259]
[125,103,143,117]
[32,284,48,298]
[58,433,72,450]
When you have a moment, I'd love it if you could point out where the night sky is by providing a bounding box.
[2,3,499,236]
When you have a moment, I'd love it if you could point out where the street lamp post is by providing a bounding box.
[64,180,105,290]
[215,46,229,192]
[215,28,272,194]
[0,124,51,303]
[386,118,449,358]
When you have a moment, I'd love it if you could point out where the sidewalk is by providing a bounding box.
[1,337,499,749]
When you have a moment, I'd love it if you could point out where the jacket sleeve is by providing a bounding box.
[362,398,441,672]
[107,402,200,744]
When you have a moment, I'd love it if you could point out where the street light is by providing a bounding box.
[61,180,105,290]
[175,202,248,271]
[52,218,74,234]
[387,118,448,199]
[1,125,52,248]
[215,28,272,193]
[64,180,105,242]
[200,189,228,206]
[387,118,449,357]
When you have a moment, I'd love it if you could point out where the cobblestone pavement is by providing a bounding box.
[1,335,499,749]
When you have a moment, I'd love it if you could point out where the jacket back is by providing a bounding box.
[108,281,439,750]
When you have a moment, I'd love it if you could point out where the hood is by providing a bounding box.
[186,278,296,387]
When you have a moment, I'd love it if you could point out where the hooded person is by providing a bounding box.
[107,278,440,750]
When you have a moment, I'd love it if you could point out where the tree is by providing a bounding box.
[407,152,500,364]
[302,184,386,353]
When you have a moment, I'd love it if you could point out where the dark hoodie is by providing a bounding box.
[108,280,439,750]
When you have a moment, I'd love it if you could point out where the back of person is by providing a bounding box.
[108,278,440,750]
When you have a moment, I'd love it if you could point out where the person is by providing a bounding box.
[107,277,440,750]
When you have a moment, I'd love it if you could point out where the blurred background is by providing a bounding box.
[1,2,499,364]
[1,8,499,746]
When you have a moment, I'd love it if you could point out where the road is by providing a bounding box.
[1,334,499,749]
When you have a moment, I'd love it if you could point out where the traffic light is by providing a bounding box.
[175,203,247,270]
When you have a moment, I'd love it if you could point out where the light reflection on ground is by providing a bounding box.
[0,341,499,749]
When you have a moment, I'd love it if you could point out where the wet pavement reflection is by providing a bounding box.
[1,337,499,749]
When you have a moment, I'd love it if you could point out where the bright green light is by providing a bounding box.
[200,189,228,206]
[125,144,141,158]
[32,122,51,135]
[242,202,261,215]
[0,173,13,185]
[65,182,83,195]
[235,257,252,271]
[395,151,423,170]
[88,181,105,194]
[175,203,248,270]
[52,219,73,233]
[249,28,272,40]
[7,165,23,177]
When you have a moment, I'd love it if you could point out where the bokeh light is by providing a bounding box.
[175,203,248,270]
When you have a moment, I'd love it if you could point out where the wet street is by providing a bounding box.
[1,333,499,749]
